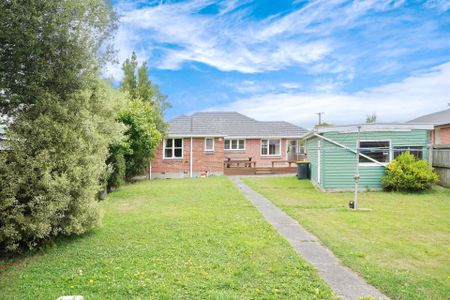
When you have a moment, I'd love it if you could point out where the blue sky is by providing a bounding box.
[106,0,450,128]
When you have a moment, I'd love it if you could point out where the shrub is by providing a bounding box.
[381,152,439,192]
[106,143,129,191]
[118,99,163,180]
[0,83,125,255]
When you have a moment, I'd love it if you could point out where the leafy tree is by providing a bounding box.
[366,113,377,123]
[121,52,139,100]
[0,0,117,117]
[107,52,167,185]
[118,99,163,180]
[0,0,121,254]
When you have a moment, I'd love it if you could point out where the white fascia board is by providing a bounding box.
[167,134,223,138]
[300,131,316,140]
[225,135,305,139]
[317,123,434,133]
[168,134,308,139]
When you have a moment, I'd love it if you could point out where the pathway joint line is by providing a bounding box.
[231,176,388,300]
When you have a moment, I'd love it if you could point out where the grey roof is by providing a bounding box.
[168,112,307,137]
[408,108,450,126]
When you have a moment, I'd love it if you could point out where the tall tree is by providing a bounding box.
[0,0,122,254]
[121,52,138,99]
[0,0,117,117]
[108,52,167,184]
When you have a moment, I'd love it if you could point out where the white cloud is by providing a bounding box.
[207,62,450,128]
[424,0,450,12]
[108,0,407,80]
[280,82,302,90]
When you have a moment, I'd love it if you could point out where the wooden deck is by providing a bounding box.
[224,166,297,176]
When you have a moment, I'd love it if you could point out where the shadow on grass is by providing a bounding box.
[0,228,100,272]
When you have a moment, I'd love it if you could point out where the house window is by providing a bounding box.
[393,146,423,160]
[261,139,281,156]
[359,141,390,164]
[224,139,245,150]
[205,138,214,152]
[164,138,183,159]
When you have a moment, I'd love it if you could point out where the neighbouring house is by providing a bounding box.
[302,123,433,191]
[409,108,450,187]
[408,108,450,145]
[150,112,307,178]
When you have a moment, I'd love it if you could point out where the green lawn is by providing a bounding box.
[242,176,450,300]
[0,177,334,300]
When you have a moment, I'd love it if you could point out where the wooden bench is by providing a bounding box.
[224,158,256,168]
[271,160,296,168]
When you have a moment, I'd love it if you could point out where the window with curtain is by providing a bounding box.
[261,139,281,156]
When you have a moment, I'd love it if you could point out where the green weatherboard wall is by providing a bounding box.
[305,130,429,191]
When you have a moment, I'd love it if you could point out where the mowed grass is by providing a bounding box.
[242,176,450,300]
[0,177,334,300]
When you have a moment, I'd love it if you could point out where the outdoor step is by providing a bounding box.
[255,168,274,174]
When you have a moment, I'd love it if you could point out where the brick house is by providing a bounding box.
[408,108,450,144]
[150,112,307,178]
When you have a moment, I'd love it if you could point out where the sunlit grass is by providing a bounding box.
[0,177,334,299]
[242,176,450,300]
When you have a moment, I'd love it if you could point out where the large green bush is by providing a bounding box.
[381,152,439,191]
[0,82,125,254]
[0,0,121,255]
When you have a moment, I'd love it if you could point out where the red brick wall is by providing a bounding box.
[437,126,450,144]
[151,137,292,177]
[224,138,289,167]
[151,137,225,177]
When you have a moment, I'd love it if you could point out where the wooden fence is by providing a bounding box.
[429,145,450,187]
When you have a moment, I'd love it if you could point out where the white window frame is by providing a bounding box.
[261,139,282,156]
[163,138,183,159]
[224,139,245,151]
[393,145,424,160]
[358,140,391,166]
[204,137,215,152]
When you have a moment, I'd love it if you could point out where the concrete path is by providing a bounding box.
[231,176,387,300]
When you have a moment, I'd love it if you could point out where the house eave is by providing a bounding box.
[167,134,306,139]
[316,123,434,133]
[167,134,224,138]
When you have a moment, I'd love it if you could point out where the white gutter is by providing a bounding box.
[168,134,306,139]
[224,135,306,139]
[189,137,193,178]
[169,134,221,138]
[313,133,386,167]
[317,123,434,133]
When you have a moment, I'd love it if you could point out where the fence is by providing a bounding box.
[429,145,450,187]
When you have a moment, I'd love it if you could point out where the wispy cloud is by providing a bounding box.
[424,0,450,12]
[107,0,416,80]
[208,62,450,128]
